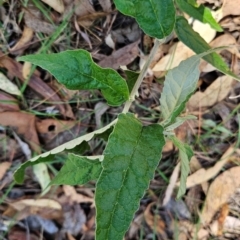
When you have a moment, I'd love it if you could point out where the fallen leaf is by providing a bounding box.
[9,26,34,54]
[41,0,64,13]
[22,62,32,79]
[152,42,194,76]
[0,72,21,96]
[0,91,19,112]
[201,166,240,224]
[24,7,56,34]
[210,34,240,58]
[192,20,216,43]
[98,41,140,69]
[0,162,11,181]
[4,199,62,221]
[200,34,240,73]
[63,185,94,204]
[36,118,76,143]
[177,144,237,189]
[0,52,74,118]
[214,0,240,21]
[0,112,40,153]
[188,75,233,110]
[10,199,62,210]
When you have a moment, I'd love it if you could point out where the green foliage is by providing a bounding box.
[113,0,175,39]
[14,121,115,183]
[176,0,223,31]
[160,53,201,126]
[18,50,129,106]
[51,154,102,185]
[170,136,193,198]
[14,3,238,240]
[175,16,240,81]
[95,113,165,240]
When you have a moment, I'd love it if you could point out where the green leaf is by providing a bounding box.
[160,53,201,126]
[124,70,139,93]
[95,113,165,240]
[51,154,102,185]
[170,136,193,199]
[14,121,116,184]
[175,16,240,81]
[113,0,175,39]
[176,0,222,31]
[18,50,129,106]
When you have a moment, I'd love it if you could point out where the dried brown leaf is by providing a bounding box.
[0,91,19,112]
[215,0,240,21]
[36,118,76,143]
[152,42,194,76]
[63,185,94,204]
[178,145,236,189]
[0,162,11,181]
[201,166,240,224]
[24,8,56,34]
[9,26,34,54]
[98,41,140,69]
[188,75,233,110]
[41,0,65,13]
[0,112,40,153]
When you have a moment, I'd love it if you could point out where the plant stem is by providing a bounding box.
[122,38,166,113]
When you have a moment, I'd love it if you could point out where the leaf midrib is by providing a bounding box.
[105,126,143,237]
[165,57,199,119]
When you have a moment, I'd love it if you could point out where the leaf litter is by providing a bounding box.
[0,0,240,239]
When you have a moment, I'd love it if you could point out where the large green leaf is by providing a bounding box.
[113,0,175,39]
[170,136,193,199]
[18,50,129,106]
[51,154,102,185]
[14,121,116,184]
[95,113,165,240]
[176,0,222,31]
[175,16,240,81]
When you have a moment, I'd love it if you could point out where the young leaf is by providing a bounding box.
[176,0,222,32]
[18,50,129,106]
[160,54,200,126]
[170,136,193,199]
[51,154,102,185]
[175,16,240,81]
[14,121,115,184]
[95,113,165,240]
[160,47,233,126]
[113,0,175,39]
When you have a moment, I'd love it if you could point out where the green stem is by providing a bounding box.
[122,38,166,113]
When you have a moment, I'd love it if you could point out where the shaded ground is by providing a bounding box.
[0,0,240,239]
